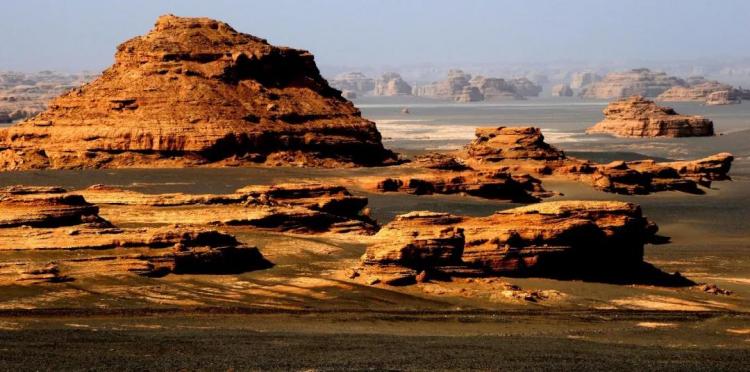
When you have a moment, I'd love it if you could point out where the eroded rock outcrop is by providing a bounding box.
[705,90,741,105]
[366,125,731,199]
[580,68,685,99]
[328,72,375,96]
[587,96,714,137]
[78,183,378,234]
[414,70,535,102]
[0,15,396,170]
[0,71,94,124]
[0,186,270,284]
[373,73,412,96]
[355,201,674,285]
[656,79,736,103]
[569,72,601,90]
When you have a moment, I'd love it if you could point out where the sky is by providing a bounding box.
[2,0,750,72]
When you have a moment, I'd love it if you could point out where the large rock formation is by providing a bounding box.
[373,73,412,96]
[355,201,663,285]
[328,72,375,96]
[580,68,686,99]
[413,69,477,101]
[508,77,542,97]
[0,15,396,170]
[0,186,271,283]
[77,182,379,235]
[569,71,601,90]
[413,70,534,102]
[587,96,714,137]
[468,76,523,101]
[465,127,565,162]
[551,84,573,97]
[656,79,736,102]
[705,90,741,105]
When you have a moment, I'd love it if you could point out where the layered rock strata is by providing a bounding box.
[0,186,270,284]
[656,80,736,102]
[77,183,378,234]
[414,70,537,102]
[587,96,714,137]
[0,15,396,170]
[705,90,741,105]
[355,201,666,285]
[328,72,375,96]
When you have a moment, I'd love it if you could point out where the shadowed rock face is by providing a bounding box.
[356,201,688,285]
[0,14,396,170]
[587,96,714,137]
[0,186,271,284]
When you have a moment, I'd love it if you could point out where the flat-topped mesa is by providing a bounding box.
[0,186,271,283]
[587,96,714,137]
[0,14,396,171]
[355,201,666,285]
[465,126,566,163]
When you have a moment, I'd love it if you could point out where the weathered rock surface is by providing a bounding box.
[0,15,396,170]
[366,125,731,199]
[656,79,736,102]
[551,84,573,97]
[414,70,534,102]
[356,201,675,285]
[413,69,473,101]
[580,68,686,99]
[508,77,542,97]
[569,72,601,90]
[328,72,375,96]
[469,76,523,101]
[705,90,741,105]
[376,170,548,202]
[465,127,565,162]
[78,183,378,234]
[0,186,270,283]
[373,73,412,96]
[587,96,714,137]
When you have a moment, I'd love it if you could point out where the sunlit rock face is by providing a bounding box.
[0,14,397,170]
[587,96,714,137]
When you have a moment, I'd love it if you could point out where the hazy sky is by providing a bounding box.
[2,0,749,72]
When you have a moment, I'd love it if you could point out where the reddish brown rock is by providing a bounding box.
[78,182,378,234]
[357,201,673,284]
[0,186,271,283]
[465,127,565,162]
[587,96,714,137]
[0,15,396,171]
[705,90,741,105]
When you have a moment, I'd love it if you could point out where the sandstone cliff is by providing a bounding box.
[0,15,396,170]
[413,70,528,101]
[569,71,601,90]
[587,96,714,137]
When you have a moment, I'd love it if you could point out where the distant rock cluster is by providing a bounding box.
[413,69,541,101]
[567,68,743,104]
[0,71,95,123]
[329,69,542,101]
